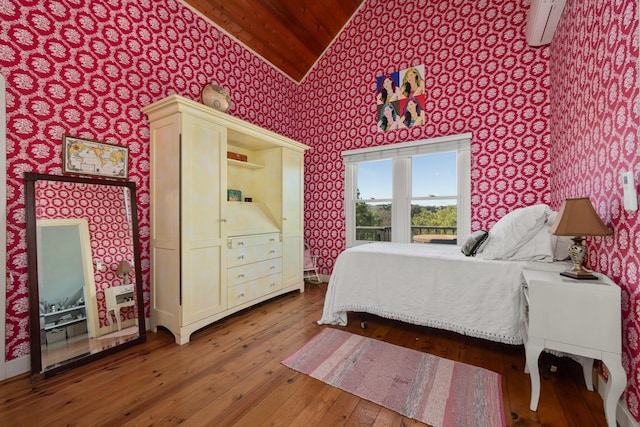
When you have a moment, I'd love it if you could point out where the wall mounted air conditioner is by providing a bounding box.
[525,0,567,46]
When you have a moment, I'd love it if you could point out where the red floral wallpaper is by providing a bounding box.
[1,0,297,361]
[299,1,551,274]
[548,0,639,418]
[36,180,135,329]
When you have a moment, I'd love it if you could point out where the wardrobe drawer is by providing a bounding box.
[228,274,282,308]
[227,258,282,286]
[227,243,281,268]
[227,233,281,249]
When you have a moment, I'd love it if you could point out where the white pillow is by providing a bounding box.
[547,210,573,260]
[506,225,554,262]
[552,235,572,260]
[478,204,551,260]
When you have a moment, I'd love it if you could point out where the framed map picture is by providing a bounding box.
[62,135,129,179]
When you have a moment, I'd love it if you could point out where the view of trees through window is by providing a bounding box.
[355,152,458,243]
[411,204,457,228]
[356,199,457,242]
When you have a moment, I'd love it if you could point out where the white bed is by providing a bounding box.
[317,205,570,345]
[319,243,532,344]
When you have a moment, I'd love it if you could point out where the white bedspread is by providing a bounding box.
[318,243,558,345]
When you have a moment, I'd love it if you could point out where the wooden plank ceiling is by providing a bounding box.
[183,0,364,82]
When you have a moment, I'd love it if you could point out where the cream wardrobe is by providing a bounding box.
[142,94,309,344]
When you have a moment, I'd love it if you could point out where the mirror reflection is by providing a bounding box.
[25,173,145,379]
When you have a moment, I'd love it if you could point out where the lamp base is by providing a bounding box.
[560,269,598,280]
[560,238,598,280]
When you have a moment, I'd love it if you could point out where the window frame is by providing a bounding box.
[343,132,471,248]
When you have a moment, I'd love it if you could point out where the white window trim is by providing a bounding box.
[343,132,471,248]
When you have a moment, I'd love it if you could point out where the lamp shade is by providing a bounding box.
[116,260,132,275]
[550,197,612,237]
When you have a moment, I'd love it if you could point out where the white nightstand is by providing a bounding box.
[105,284,136,331]
[521,268,626,427]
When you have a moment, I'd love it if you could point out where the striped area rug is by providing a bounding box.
[282,328,505,427]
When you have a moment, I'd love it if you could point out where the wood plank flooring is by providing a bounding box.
[0,282,607,426]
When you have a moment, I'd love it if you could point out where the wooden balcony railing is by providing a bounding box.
[355,226,457,243]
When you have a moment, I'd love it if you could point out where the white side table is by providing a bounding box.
[105,284,136,331]
[521,268,626,427]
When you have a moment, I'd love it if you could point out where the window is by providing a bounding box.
[355,159,392,242]
[343,133,471,247]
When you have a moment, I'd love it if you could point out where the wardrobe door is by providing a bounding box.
[281,148,304,288]
[149,114,182,335]
[180,114,228,326]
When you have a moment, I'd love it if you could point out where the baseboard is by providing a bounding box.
[3,355,29,380]
[597,373,639,427]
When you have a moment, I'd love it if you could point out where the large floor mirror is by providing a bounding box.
[25,172,146,380]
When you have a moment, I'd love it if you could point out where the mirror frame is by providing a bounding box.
[25,172,146,380]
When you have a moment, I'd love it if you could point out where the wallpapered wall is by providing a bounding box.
[36,181,135,329]
[1,0,297,360]
[548,0,640,419]
[299,1,551,274]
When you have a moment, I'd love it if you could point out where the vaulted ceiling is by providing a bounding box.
[182,0,365,82]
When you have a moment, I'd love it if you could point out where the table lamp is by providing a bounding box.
[116,260,132,286]
[550,197,612,280]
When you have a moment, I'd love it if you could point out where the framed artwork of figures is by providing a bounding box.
[376,65,426,132]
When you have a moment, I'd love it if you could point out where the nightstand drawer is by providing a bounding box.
[527,279,621,353]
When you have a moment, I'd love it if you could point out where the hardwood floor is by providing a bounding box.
[0,282,607,426]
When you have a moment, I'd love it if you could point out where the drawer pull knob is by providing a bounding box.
[269,238,275,242]
[269,250,275,254]
[269,283,275,287]
[238,255,244,260]
[270,266,275,270]
[238,242,244,246]
[238,293,245,298]
[238,274,245,278]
